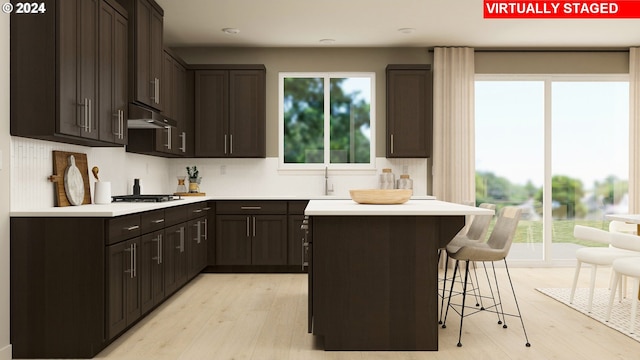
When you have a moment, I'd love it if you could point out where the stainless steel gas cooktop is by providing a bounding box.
[111,194,180,203]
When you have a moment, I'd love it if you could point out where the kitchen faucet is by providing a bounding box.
[324,166,334,196]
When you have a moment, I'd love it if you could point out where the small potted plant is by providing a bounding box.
[186,166,201,193]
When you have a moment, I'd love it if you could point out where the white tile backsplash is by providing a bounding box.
[11,136,429,210]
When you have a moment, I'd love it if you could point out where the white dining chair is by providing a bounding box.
[570,225,640,313]
[605,232,640,333]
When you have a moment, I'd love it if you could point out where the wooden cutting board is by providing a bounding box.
[48,151,92,206]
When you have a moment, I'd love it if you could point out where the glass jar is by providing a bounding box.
[176,176,187,194]
[397,174,413,192]
[378,168,395,189]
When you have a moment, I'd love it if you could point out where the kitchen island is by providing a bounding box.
[305,199,494,351]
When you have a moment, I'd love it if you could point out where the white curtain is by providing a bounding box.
[432,47,475,204]
[629,48,640,213]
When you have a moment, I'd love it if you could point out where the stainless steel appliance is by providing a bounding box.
[111,194,180,202]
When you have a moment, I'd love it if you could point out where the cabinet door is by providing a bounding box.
[164,223,187,295]
[252,215,287,265]
[59,0,99,140]
[228,70,266,157]
[216,215,251,265]
[150,5,164,111]
[107,238,140,339]
[187,217,207,278]
[98,1,128,144]
[386,67,433,158]
[134,0,162,110]
[140,231,164,315]
[195,70,228,157]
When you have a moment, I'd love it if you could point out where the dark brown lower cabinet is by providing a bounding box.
[164,222,188,295]
[216,214,287,266]
[107,238,141,339]
[140,230,165,314]
[188,217,208,278]
[10,201,210,359]
[10,217,105,359]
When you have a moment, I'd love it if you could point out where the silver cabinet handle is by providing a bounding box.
[202,207,212,211]
[164,126,172,150]
[230,134,233,155]
[79,98,90,132]
[124,225,140,231]
[120,110,124,139]
[151,219,165,224]
[192,209,203,213]
[203,219,208,240]
[180,227,185,252]
[246,216,250,237]
[112,111,122,138]
[252,216,256,237]
[124,243,135,278]
[224,134,228,154]
[88,99,92,133]
[192,222,201,243]
[133,243,137,277]
[150,78,159,104]
[179,132,186,153]
[241,206,262,210]
[390,134,394,154]
[152,234,162,264]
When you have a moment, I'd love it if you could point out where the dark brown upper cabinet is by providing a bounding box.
[10,0,128,147]
[386,64,433,158]
[194,65,266,158]
[128,49,193,157]
[99,0,129,145]
[131,0,164,111]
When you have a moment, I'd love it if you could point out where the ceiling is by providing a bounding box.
[156,0,640,49]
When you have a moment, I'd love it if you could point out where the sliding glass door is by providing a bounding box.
[475,75,629,264]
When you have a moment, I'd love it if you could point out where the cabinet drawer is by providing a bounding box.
[107,214,141,245]
[187,202,213,219]
[165,205,188,226]
[140,209,166,234]
[288,201,309,215]
[216,201,287,215]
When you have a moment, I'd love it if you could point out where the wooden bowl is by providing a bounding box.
[349,189,412,204]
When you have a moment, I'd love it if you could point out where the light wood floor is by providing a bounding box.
[82,267,638,360]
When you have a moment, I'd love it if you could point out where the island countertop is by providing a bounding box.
[305,199,493,216]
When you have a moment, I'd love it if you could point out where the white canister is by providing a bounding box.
[94,181,112,204]
[378,168,395,189]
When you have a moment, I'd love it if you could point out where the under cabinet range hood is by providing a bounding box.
[127,103,177,129]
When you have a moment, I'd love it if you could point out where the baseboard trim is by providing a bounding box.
[0,344,12,360]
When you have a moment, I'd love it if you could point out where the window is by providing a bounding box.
[279,73,375,169]
[475,75,629,265]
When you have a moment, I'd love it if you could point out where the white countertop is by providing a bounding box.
[305,199,493,216]
[10,195,439,218]
[10,196,215,217]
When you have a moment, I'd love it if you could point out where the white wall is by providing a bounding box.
[11,138,429,209]
[0,10,11,360]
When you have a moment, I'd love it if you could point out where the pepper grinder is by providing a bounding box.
[133,178,141,195]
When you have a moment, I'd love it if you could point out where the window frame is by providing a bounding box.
[278,72,376,171]
[475,73,629,267]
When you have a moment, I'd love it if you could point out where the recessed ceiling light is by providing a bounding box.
[222,28,240,35]
[398,28,415,34]
[319,39,336,45]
